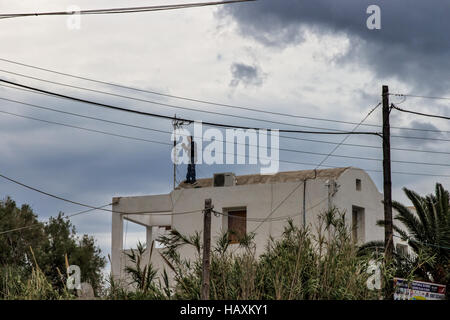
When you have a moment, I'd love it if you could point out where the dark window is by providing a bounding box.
[352,206,365,243]
[356,179,362,191]
[228,210,246,244]
[396,244,408,257]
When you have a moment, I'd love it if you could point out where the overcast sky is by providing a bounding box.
[0,0,449,272]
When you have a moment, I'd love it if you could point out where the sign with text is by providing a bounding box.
[393,277,446,300]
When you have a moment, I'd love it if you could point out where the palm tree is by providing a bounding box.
[391,183,449,286]
[360,183,450,288]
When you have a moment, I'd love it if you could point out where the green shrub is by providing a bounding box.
[156,209,380,300]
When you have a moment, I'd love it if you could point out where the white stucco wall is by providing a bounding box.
[333,168,384,243]
[111,167,386,282]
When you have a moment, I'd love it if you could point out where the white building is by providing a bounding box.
[111,167,385,282]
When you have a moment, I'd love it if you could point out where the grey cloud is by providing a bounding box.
[408,120,441,134]
[230,62,265,87]
[393,120,444,148]
[220,0,450,94]
[1,0,449,268]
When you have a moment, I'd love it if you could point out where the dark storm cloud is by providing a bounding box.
[389,113,445,148]
[220,0,450,93]
[230,62,265,87]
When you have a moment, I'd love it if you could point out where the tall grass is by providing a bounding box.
[152,209,381,300]
[104,242,169,300]
[0,248,74,300]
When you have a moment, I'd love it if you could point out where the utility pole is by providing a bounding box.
[326,179,337,211]
[327,180,332,211]
[382,85,394,262]
[201,198,212,300]
[172,115,177,190]
[302,180,306,228]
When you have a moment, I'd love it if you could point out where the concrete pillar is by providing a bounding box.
[146,226,153,248]
[111,208,123,280]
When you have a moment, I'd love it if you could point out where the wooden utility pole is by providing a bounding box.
[201,198,212,300]
[172,114,182,190]
[172,116,177,190]
[382,85,394,261]
[302,180,306,228]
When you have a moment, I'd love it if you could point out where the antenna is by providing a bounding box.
[172,114,190,189]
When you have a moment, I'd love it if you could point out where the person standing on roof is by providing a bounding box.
[182,135,197,184]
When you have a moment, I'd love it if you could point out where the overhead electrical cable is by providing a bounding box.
[212,198,329,222]
[251,105,385,233]
[391,93,450,102]
[0,82,387,148]
[1,77,447,141]
[1,110,448,177]
[0,172,203,216]
[0,109,170,146]
[0,69,382,133]
[0,0,256,19]
[0,58,448,134]
[0,78,380,136]
[0,204,112,235]
[1,108,449,169]
[2,90,449,156]
[315,103,381,169]
[392,104,450,121]
[391,135,450,142]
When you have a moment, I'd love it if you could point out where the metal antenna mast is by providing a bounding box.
[172,114,190,189]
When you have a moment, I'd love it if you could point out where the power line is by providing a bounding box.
[249,101,450,233]
[2,89,449,156]
[212,197,329,222]
[0,154,448,237]
[0,78,380,136]
[0,204,112,236]
[0,0,255,19]
[1,83,378,144]
[315,103,381,169]
[1,58,449,135]
[0,85,448,175]
[371,169,450,178]
[2,107,450,169]
[250,182,309,233]
[0,109,171,146]
[387,146,450,156]
[251,105,379,232]
[391,93,450,102]
[0,108,352,163]
[0,171,203,216]
[391,134,450,142]
[0,223,41,235]
[0,110,381,173]
[0,69,382,134]
[0,83,387,148]
[0,109,350,164]
[0,96,171,136]
[3,79,448,143]
[1,109,450,177]
[392,104,450,121]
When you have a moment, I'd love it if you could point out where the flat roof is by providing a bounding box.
[177,167,352,189]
